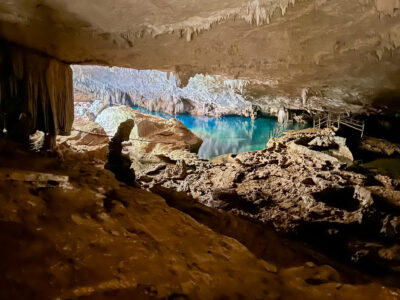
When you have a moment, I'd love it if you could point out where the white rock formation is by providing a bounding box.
[73,65,254,117]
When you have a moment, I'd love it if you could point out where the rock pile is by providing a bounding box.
[137,127,400,274]
[55,111,400,276]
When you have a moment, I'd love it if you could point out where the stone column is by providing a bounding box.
[0,39,74,147]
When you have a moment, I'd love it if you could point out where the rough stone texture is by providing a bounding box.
[1,138,398,299]
[2,1,400,112]
[138,127,400,273]
[56,117,109,163]
[306,134,353,162]
[105,119,136,185]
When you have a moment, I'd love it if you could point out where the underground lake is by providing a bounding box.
[131,106,310,159]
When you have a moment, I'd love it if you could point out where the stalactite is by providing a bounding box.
[0,40,73,140]
[375,0,400,15]
[124,0,299,43]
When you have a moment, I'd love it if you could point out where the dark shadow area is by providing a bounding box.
[105,119,136,186]
[363,114,400,144]
[151,185,400,287]
[369,88,400,115]
[313,187,359,212]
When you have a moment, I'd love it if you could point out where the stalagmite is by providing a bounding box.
[277,107,287,123]
[0,40,73,143]
[301,88,309,106]
[105,119,136,186]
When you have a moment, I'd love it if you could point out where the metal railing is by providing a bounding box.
[312,112,365,137]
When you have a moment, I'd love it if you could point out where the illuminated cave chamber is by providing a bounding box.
[0,0,400,299]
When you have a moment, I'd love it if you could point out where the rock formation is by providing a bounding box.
[2,1,400,113]
[2,0,400,298]
[361,136,400,156]
[135,127,400,275]
[73,65,256,118]
[105,119,136,186]
[56,117,109,163]
[0,40,73,142]
[0,133,399,299]
[96,105,202,177]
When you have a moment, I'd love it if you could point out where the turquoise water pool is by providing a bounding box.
[132,106,309,159]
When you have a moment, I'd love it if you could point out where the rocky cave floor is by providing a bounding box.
[140,127,400,284]
[1,117,400,298]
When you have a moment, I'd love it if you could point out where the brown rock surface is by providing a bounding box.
[56,116,110,163]
[95,105,202,177]
[96,106,202,152]
[2,1,400,112]
[139,127,400,275]
[0,139,398,299]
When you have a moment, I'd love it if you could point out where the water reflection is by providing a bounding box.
[132,106,309,159]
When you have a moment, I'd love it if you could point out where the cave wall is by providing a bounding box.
[73,65,254,118]
[0,40,73,140]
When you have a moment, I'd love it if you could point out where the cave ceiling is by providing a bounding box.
[1,0,400,112]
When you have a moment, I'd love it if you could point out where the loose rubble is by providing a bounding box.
[133,127,400,274]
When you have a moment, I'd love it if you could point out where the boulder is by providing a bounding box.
[95,105,202,176]
[96,106,202,152]
[56,117,109,163]
[328,145,354,163]
[361,136,400,156]
[287,142,340,167]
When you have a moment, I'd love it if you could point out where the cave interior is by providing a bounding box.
[0,0,400,299]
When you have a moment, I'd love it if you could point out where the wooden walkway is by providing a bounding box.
[313,112,365,137]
